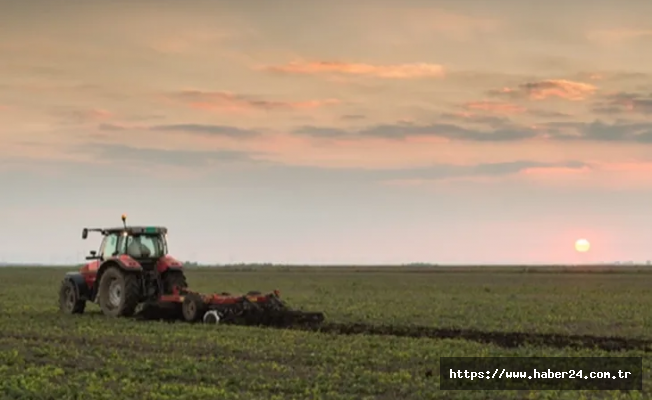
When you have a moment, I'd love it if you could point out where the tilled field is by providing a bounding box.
[0,266,651,399]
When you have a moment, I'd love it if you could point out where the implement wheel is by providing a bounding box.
[182,293,206,323]
[59,279,86,314]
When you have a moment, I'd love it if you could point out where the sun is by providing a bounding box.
[575,238,591,253]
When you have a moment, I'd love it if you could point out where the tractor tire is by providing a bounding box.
[59,278,86,314]
[162,270,188,294]
[181,293,206,323]
[98,267,141,318]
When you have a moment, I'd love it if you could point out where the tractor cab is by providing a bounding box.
[94,227,168,261]
[82,215,169,266]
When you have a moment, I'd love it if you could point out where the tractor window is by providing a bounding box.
[100,233,119,258]
[123,234,165,258]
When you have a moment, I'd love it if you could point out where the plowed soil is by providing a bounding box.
[134,307,652,352]
[301,322,652,352]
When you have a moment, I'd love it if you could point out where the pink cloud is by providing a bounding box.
[383,161,652,190]
[527,80,597,100]
[169,90,340,112]
[81,108,112,120]
[59,108,113,124]
[262,61,445,79]
[463,101,526,114]
[490,80,597,101]
[518,162,652,189]
[520,165,592,176]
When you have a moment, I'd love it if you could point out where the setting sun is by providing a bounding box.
[575,239,591,253]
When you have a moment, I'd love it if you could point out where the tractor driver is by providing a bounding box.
[126,235,151,258]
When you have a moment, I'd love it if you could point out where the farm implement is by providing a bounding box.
[59,214,325,327]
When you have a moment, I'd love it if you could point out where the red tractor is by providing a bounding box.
[59,215,324,326]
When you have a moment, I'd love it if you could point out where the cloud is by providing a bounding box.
[58,108,113,124]
[455,101,572,120]
[75,143,261,168]
[197,157,588,187]
[261,61,445,79]
[439,112,509,126]
[168,90,339,112]
[148,124,260,138]
[381,160,588,186]
[519,165,591,176]
[527,109,573,118]
[97,122,261,139]
[489,79,597,101]
[592,92,652,115]
[463,101,526,114]
[98,123,127,131]
[293,121,539,142]
[341,114,366,120]
[384,160,652,190]
[543,120,652,143]
[293,116,652,145]
[574,71,650,83]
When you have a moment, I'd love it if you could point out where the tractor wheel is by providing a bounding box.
[59,279,86,314]
[162,270,188,294]
[181,293,206,323]
[98,267,141,318]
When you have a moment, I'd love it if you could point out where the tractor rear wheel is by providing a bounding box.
[98,267,141,318]
[59,279,86,314]
[162,270,188,294]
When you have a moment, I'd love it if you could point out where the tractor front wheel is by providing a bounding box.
[98,267,141,318]
[59,279,86,314]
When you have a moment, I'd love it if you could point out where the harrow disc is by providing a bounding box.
[203,310,221,324]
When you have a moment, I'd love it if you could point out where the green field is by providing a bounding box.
[1,266,651,399]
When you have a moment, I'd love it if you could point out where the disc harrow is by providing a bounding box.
[160,287,325,327]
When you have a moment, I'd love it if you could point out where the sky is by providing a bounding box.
[2,0,652,265]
